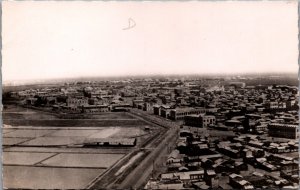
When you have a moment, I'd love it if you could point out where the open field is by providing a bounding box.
[3,137,32,146]
[3,147,131,154]
[41,153,125,168]
[48,129,101,137]
[4,166,104,189]
[3,105,158,189]
[21,136,83,146]
[3,129,17,134]
[3,126,149,147]
[3,105,145,127]
[4,118,147,126]
[2,105,142,126]
[3,152,56,166]
[4,129,54,138]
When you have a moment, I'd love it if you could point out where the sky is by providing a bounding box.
[2,1,299,83]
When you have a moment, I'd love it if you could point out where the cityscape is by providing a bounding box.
[2,73,299,189]
[2,1,298,189]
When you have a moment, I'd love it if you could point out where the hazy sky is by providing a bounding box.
[2,1,298,83]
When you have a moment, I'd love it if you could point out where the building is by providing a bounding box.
[160,105,172,118]
[184,114,216,128]
[229,174,254,189]
[202,115,216,127]
[83,138,136,147]
[82,105,109,113]
[184,115,203,127]
[153,105,161,115]
[111,104,132,112]
[67,97,88,107]
[268,123,299,139]
[170,107,206,121]
[161,170,205,182]
[143,102,152,111]
[266,101,279,109]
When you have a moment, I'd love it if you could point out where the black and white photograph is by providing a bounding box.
[2,1,299,189]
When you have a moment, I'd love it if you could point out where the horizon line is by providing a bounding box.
[3,71,298,86]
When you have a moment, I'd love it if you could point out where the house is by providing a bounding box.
[144,179,184,189]
[167,150,184,164]
[229,174,254,189]
[83,138,136,147]
[170,107,206,121]
[268,123,299,139]
[82,105,109,113]
[161,170,205,183]
[67,97,88,107]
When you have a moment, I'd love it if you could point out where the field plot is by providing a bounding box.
[5,146,131,154]
[2,106,154,189]
[3,129,53,138]
[3,111,58,120]
[89,113,136,119]
[4,166,104,189]
[49,129,101,137]
[3,128,17,134]
[3,137,31,146]
[110,127,147,138]
[21,136,82,146]
[88,127,121,138]
[41,153,125,168]
[3,152,55,165]
[4,118,147,127]
[4,126,149,147]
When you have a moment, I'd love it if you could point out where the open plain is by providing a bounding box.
[3,105,159,189]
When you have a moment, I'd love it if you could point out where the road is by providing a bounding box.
[89,109,179,189]
[118,125,178,189]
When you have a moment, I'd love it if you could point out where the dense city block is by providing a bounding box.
[3,74,299,189]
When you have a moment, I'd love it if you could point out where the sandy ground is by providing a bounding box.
[3,166,104,189]
[88,127,121,138]
[2,106,152,189]
[41,153,125,168]
[4,129,54,138]
[49,129,101,137]
[3,137,31,146]
[3,152,56,166]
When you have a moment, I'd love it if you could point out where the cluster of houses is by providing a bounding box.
[8,84,133,113]
[6,79,298,122]
[145,128,299,189]
[149,85,299,140]
[4,77,299,189]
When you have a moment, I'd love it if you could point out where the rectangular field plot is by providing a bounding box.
[3,129,54,138]
[41,153,125,168]
[3,129,17,134]
[48,129,101,137]
[4,166,103,189]
[110,127,147,138]
[3,152,55,166]
[21,137,82,146]
[5,147,131,155]
[3,138,31,146]
[88,127,121,138]
[89,113,135,119]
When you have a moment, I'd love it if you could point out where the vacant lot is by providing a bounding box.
[3,152,56,165]
[3,137,31,146]
[41,153,125,168]
[3,105,146,127]
[4,166,104,189]
[3,129,17,134]
[2,105,155,189]
[21,136,83,146]
[49,129,101,137]
[4,129,53,138]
